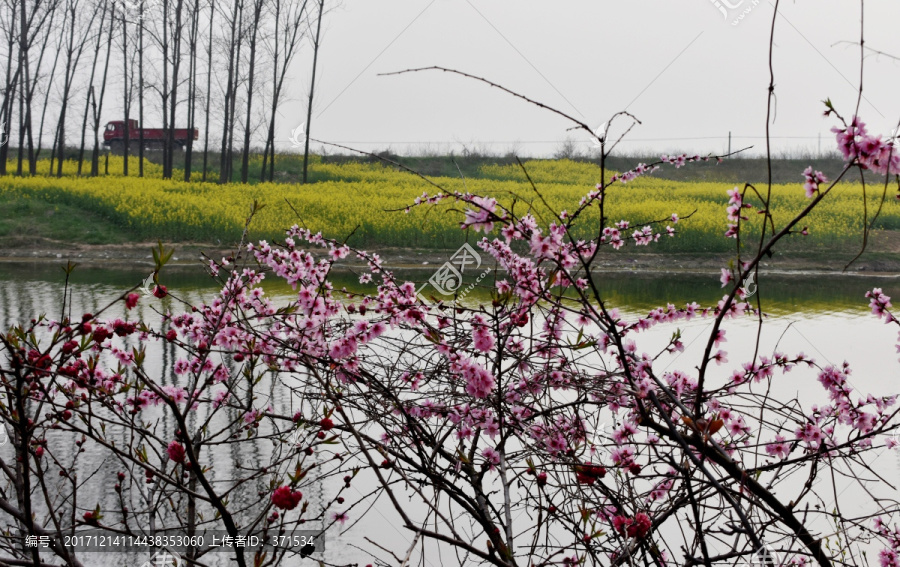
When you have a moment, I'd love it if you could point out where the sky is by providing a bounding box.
[280,0,900,159]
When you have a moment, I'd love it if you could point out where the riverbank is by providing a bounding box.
[3,238,900,276]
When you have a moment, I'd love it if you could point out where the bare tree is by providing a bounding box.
[89,0,114,176]
[260,0,308,182]
[122,4,130,175]
[219,0,244,183]
[238,0,262,184]
[164,0,184,179]
[301,0,323,184]
[200,0,213,181]
[0,0,19,175]
[138,0,146,176]
[217,0,242,183]
[53,0,96,177]
[34,12,63,162]
[76,1,109,175]
[183,0,200,181]
[20,0,58,171]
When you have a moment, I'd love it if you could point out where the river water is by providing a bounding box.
[1,261,899,566]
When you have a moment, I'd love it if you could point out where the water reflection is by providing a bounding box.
[1,260,898,565]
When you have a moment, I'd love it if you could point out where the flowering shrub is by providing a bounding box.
[3,111,900,566]
[2,9,900,567]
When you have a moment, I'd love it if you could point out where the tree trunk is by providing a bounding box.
[239,0,263,184]
[302,0,324,184]
[35,23,64,163]
[20,0,35,174]
[138,0,145,177]
[218,0,240,184]
[122,8,129,175]
[77,3,107,175]
[183,0,199,182]
[201,0,213,181]
[265,0,310,182]
[225,0,244,184]
[165,0,184,179]
[161,0,170,177]
[0,2,17,176]
[90,6,114,176]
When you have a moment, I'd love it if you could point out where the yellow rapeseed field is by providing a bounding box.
[1,157,897,252]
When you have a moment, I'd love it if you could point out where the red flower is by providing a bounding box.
[165,330,177,342]
[153,285,168,299]
[612,513,652,538]
[319,418,334,431]
[113,320,136,337]
[125,293,140,309]
[271,486,303,510]
[630,513,652,538]
[167,441,186,463]
[92,327,111,344]
[574,463,606,485]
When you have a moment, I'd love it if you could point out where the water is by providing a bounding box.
[1,261,899,566]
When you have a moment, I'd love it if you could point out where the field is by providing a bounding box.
[1,155,898,255]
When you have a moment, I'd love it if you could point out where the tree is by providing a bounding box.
[301,0,323,184]
[88,0,113,176]
[0,0,19,175]
[217,0,243,184]
[75,0,108,175]
[260,0,309,182]
[182,0,200,181]
[164,0,184,179]
[121,3,130,176]
[238,0,263,184]
[53,0,94,178]
[200,0,213,181]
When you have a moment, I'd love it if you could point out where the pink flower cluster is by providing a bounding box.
[802,167,828,198]
[832,116,900,176]
[461,195,500,233]
[611,512,652,538]
[611,162,659,184]
[867,288,894,321]
[271,486,303,510]
[725,187,751,238]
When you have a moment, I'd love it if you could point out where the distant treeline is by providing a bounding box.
[0,0,321,183]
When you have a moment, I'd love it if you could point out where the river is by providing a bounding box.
[1,261,898,566]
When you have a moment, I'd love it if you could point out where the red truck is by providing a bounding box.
[103,119,198,153]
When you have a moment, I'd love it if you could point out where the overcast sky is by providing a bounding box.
[280,0,900,159]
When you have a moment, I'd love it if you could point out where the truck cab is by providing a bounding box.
[103,120,139,146]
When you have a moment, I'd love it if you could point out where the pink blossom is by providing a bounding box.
[461,196,499,233]
[802,166,828,198]
[167,441,186,463]
[271,486,303,510]
[481,447,501,470]
[720,269,733,288]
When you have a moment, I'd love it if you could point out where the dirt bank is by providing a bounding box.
[2,238,900,276]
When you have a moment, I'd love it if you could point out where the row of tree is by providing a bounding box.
[0,0,325,182]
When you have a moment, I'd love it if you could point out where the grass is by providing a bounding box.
[0,154,897,256]
[0,192,142,246]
